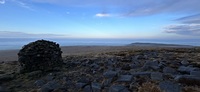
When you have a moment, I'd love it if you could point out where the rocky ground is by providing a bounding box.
[1,47,200,92]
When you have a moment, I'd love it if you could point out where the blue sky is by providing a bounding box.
[0,0,200,39]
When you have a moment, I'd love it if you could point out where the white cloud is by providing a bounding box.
[30,0,200,17]
[0,0,5,4]
[95,13,111,17]
[164,24,200,36]
[0,31,67,38]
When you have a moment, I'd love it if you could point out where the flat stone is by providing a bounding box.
[131,72,151,77]
[151,72,163,81]
[0,86,8,92]
[174,75,200,86]
[83,85,92,92]
[0,74,14,81]
[190,71,200,77]
[102,78,112,87]
[109,85,129,92]
[40,80,62,92]
[103,70,118,78]
[117,75,133,82]
[91,83,101,92]
[34,80,45,87]
[181,60,189,66]
[159,81,181,92]
[163,67,177,75]
[76,83,87,89]
[142,61,159,71]
[178,66,199,74]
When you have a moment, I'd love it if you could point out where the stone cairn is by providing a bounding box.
[18,40,63,73]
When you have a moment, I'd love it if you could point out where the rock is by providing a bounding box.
[178,66,199,74]
[0,71,5,74]
[181,60,189,66]
[117,75,133,82]
[27,70,42,78]
[0,74,14,82]
[151,72,163,81]
[102,78,112,87]
[109,85,129,92]
[83,85,92,92]
[18,40,63,73]
[121,64,131,70]
[159,81,181,92]
[158,61,167,68]
[103,70,118,78]
[174,75,200,86]
[142,60,159,71]
[89,63,100,69]
[91,83,101,92]
[130,60,141,69]
[34,80,45,87]
[135,55,146,60]
[40,80,61,92]
[131,72,151,77]
[0,86,9,92]
[163,67,177,75]
[190,71,200,77]
[76,83,87,89]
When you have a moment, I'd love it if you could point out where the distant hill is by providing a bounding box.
[127,42,194,48]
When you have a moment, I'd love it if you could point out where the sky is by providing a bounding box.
[0,0,200,39]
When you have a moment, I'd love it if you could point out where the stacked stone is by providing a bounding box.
[18,40,63,73]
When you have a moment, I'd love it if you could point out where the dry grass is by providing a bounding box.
[138,82,162,92]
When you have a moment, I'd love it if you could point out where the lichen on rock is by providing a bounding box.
[18,40,63,73]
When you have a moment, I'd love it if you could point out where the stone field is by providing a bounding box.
[1,47,200,92]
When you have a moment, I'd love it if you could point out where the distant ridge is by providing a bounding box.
[127,42,194,48]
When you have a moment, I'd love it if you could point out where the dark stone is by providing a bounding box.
[0,86,9,92]
[121,64,131,70]
[190,71,200,77]
[0,74,14,82]
[76,83,87,89]
[117,75,133,82]
[178,66,199,74]
[34,80,45,87]
[18,40,63,73]
[131,72,151,77]
[151,72,163,81]
[91,83,101,92]
[0,71,5,74]
[102,78,112,87]
[159,81,181,92]
[26,70,42,78]
[181,60,189,66]
[175,75,200,86]
[40,80,62,92]
[163,67,177,75]
[142,60,159,71]
[109,85,129,92]
[83,85,92,92]
[103,70,118,78]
